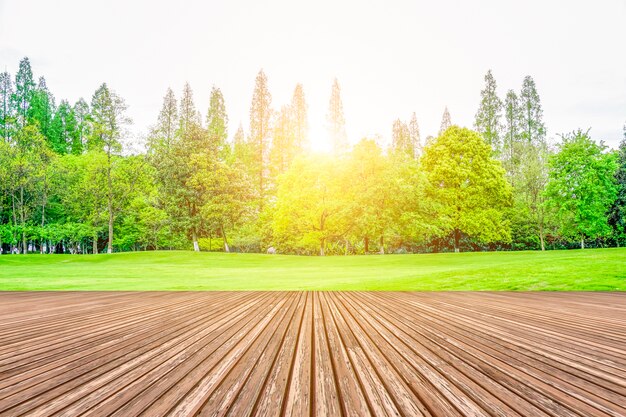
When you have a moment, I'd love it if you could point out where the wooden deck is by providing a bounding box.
[0,292,624,416]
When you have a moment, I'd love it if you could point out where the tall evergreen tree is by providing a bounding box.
[12,57,35,128]
[249,70,272,206]
[206,86,228,157]
[327,78,348,154]
[270,105,296,177]
[155,88,178,147]
[49,100,76,154]
[503,90,522,168]
[519,76,546,146]
[73,98,90,154]
[439,106,451,135]
[391,119,412,156]
[179,82,200,140]
[408,112,421,158]
[291,84,308,152]
[0,71,13,142]
[28,77,55,141]
[474,70,503,154]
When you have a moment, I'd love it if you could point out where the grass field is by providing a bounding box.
[0,248,624,291]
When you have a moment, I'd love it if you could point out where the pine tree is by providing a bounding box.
[609,125,626,245]
[232,123,249,164]
[156,88,178,147]
[474,70,503,154]
[291,84,308,152]
[408,112,421,158]
[179,82,200,141]
[0,71,13,142]
[519,76,546,146]
[12,57,35,127]
[391,119,412,156]
[270,105,296,177]
[28,77,56,142]
[249,70,272,205]
[327,78,348,154]
[206,86,228,157]
[49,100,75,154]
[439,106,451,135]
[73,98,90,154]
[502,90,521,166]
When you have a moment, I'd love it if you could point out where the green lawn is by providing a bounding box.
[0,248,624,291]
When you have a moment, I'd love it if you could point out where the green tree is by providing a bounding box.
[408,112,421,158]
[12,57,35,128]
[249,70,272,206]
[0,71,14,142]
[28,77,56,141]
[291,83,308,152]
[502,89,522,177]
[270,105,296,177]
[49,100,77,154]
[391,119,412,157]
[545,130,618,248]
[474,70,503,154]
[519,76,546,146]
[327,78,348,155]
[608,125,626,245]
[273,155,349,255]
[422,126,512,252]
[206,86,228,157]
[89,83,131,253]
[439,106,451,135]
[72,98,90,154]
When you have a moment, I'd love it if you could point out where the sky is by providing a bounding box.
[0,0,625,151]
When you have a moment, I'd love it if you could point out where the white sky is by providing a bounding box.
[1,0,625,150]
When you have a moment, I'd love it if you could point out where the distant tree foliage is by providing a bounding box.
[0,56,621,255]
[474,70,503,154]
[327,78,348,155]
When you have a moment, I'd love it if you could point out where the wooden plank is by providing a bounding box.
[0,291,624,417]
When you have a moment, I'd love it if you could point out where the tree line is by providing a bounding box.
[0,58,624,255]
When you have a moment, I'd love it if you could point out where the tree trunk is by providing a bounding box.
[539,226,545,251]
[379,235,385,254]
[319,238,325,256]
[93,234,98,254]
[364,236,369,253]
[106,151,113,254]
[581,236,585,249]
[192,229,200,252]
[454,228,460,253]
[221,225,230,253]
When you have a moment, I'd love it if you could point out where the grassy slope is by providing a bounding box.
[0,248,624,291]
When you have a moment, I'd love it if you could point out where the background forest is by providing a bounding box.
[0,57,624,255]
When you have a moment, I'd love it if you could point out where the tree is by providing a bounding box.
[291,84,308,152]
[72,98,90,154]
[206,86,228,157]
[422,126,512,252]
[270,105,296,177]
[502,89,522,174]
[249,70,272,206]
[0,71,14,142]
[49,100,77,154]
[153,88,178,148]
[608,125,626,245]
[545,130,618,248]
[474,70,503,154]
[327,78,348,154]
[89,83,131,253]
[28,77,56,141]
[12,57,35,128]
[273,155,349,255]
[439,106,451,135]
[519,76,546,146]
[408,112,421,158]
[391,119,412,157]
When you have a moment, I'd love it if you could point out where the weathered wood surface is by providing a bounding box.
[0,292,624,416]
